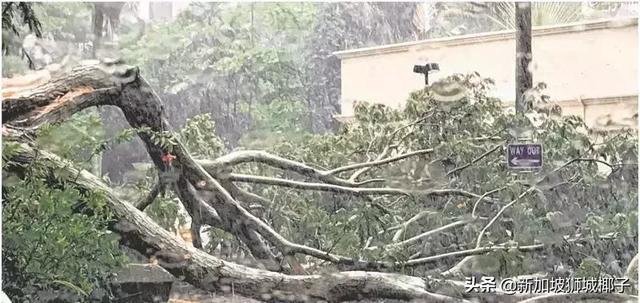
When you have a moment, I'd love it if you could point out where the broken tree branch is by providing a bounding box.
[2,63,483,272]
[136,181,161,211]
[476,187,536,248]
[199,150,360,187]
[227,173,498,203]
[4,142,468,302]
[447,143,503,176]
[367,218,473,251]
[327,149,435,176]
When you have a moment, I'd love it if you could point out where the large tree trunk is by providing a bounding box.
[3,62,636,303]
[1,62,464,302]
[4,142,462,302]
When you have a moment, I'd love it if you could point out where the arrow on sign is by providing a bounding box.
[510,158,541,166]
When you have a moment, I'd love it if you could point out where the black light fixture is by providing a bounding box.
[413,63,440,85]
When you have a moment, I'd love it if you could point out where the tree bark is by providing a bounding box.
[3,134,466,303]
[4,61,635,303]
[1,62,465,302]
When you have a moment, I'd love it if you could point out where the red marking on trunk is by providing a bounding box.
[161,153,177,166]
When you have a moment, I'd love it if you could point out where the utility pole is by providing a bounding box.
[250,2,255,46]
[515,2,532,114]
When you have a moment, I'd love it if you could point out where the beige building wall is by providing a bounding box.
[137,1,191,22]
[334,18,638,130]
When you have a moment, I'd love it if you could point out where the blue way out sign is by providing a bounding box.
[507,143,543,169]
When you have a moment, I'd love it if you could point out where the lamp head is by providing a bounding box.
[413,63,439,74]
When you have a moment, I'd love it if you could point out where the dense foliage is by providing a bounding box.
[2,114,123,302]
[223,73,637,280]
[2,2,42,71]
[116,2,424,140]
[2,2,638,301]
[118,3,314,141]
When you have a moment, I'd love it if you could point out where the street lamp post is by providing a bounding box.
[413,63,440,85]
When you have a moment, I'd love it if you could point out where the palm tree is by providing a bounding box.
[423,2,637,38]
[480,2,583,30]
[422,1,636,112]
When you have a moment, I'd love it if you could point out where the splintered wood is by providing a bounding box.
[40,86,95,112]
[2,69,52,98]
[177,225,194,247]
[22,86,97,125]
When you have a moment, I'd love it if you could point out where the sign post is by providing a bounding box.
[507,143,543,169]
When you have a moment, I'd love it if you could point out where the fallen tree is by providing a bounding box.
[4,141,465,302]
[2,61,638,302]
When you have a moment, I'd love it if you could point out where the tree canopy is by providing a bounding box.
[1,2,638,303]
